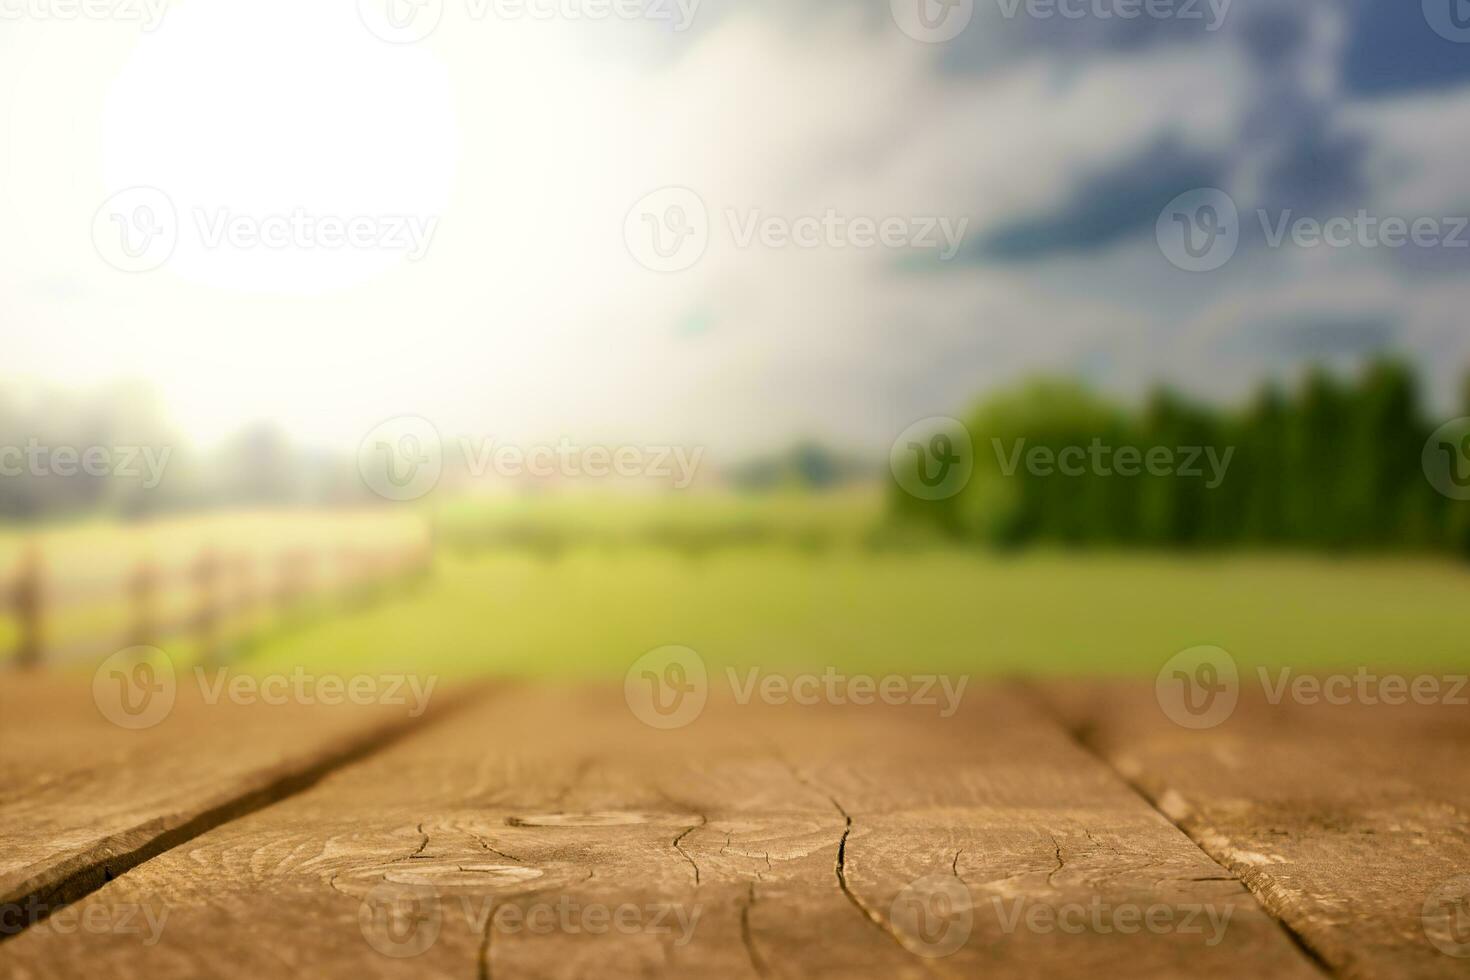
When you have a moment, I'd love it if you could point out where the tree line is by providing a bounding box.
[892,361,1470,557]
[0,384,368,521]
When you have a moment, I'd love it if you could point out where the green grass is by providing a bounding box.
[16,493,1470,681]
[242,543,1470,680]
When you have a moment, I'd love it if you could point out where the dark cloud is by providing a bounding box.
[1343,0,1470,96]
[1221,315,1400,358]
[952,0,1388,262]
[964,136,1224,261]
[929,0,1340,75]
[1244,114,1372,217]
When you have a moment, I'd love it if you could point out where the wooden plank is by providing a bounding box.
[0,667,455,935]
[741,688,1320,978]
[1,683,1320,977]
[1041,678,1470,979]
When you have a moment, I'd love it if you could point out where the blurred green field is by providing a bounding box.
[252,495,1468,679]
[11,493,1469,680]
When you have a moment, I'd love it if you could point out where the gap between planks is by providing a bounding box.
[0,681,494,946]
[1017,680,1338,979]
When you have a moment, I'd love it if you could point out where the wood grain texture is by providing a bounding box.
[0,670,454,933]
[1041,678,1470,979]
[1,683,1319,978]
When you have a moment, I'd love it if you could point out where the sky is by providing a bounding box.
[2,0,1468,456]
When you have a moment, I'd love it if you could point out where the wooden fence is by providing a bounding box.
[2,537,433,668]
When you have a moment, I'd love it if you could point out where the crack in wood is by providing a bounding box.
[1020,681,1338,979]
[738,880,769,978]
[468,827,525,865]
[777,756,939,970]
[475,874,593,980]
[671,816,706,886]
[477,893,496,980]
[1046,832,1066,887]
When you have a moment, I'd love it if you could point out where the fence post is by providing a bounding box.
[230,552,254,638]
[275,549,313,621]
[336,546,363,606]
[193,548,221,665]
[12,545,43,669]
[127,557,158,648]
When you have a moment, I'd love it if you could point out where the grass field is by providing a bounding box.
[10,493,1468,680]
[250,540,1470,681]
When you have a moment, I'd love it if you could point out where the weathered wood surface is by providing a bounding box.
[0,683,1320,978]
[1041,678,1470,979]
[0,668,453,932]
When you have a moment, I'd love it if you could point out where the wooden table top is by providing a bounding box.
[2,673,1467,978]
